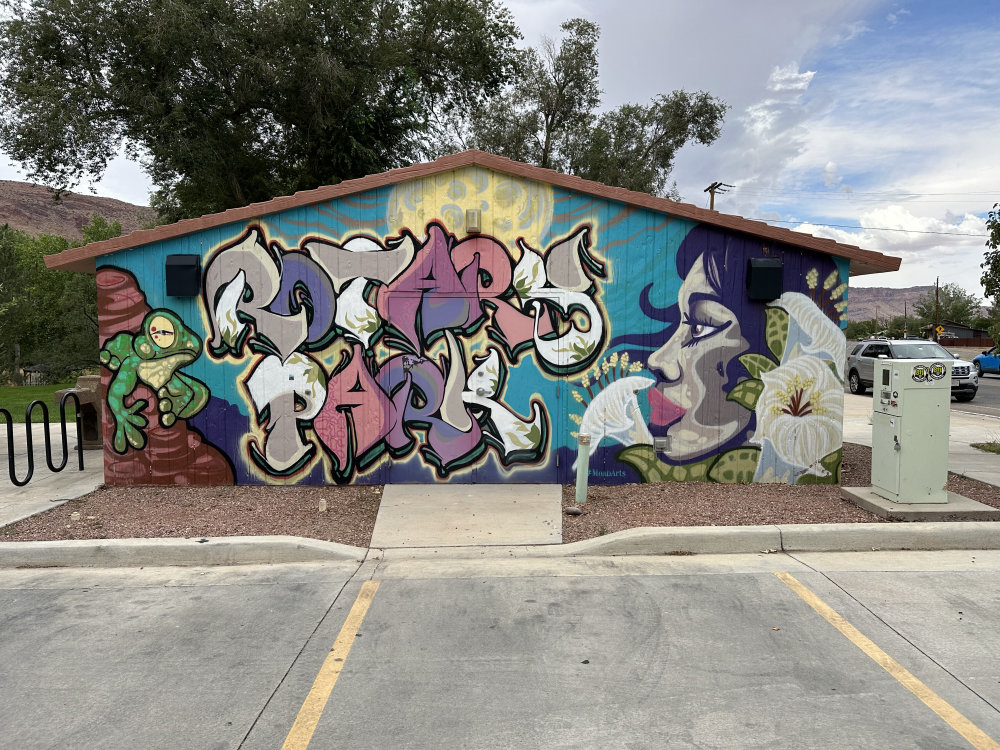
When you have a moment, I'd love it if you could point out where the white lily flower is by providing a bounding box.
[752,356,842,470]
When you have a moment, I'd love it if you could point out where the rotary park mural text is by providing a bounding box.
[96,167,850,486]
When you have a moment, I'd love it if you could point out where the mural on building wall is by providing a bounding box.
[96,167,850,486]
[97,268,234,484]
[201,218,606,482]
[101,310,210,453]
[572,225,847,485]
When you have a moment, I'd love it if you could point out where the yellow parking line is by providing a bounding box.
[282,580,380,750]
[775,572,999,750]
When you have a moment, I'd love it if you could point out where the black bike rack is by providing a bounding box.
[1,392,85,487]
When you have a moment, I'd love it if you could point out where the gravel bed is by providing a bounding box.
[2,443,996,546]
[1,484,382,548]
[561,442,1000,542]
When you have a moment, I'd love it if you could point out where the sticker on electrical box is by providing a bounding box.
[912,364,929,382]
[929,362,946,379]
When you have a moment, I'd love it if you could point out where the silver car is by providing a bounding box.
[846,338,978,402]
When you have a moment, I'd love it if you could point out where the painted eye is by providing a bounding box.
[149,315,176,349]
[690,322,721,340]
[681,315,731,348]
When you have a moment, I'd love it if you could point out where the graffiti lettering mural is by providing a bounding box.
[202,220,607,481]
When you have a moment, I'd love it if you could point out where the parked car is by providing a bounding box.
[846,338,978,401]
[973,346,1000,377]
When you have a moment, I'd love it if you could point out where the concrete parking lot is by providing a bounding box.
[2,551,998,749]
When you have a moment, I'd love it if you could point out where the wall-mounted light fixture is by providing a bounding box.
[466,208,482,233]
[165,254,202,297]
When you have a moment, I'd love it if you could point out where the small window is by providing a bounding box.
[850,343,863,355]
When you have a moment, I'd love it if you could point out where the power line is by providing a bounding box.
[752,218,988,237]
[726,186,1000,206]
[731,187,1000,198]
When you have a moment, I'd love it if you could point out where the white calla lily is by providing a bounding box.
[752,356,842,471]
[768,292,846,378]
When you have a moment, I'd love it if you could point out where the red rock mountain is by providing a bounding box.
[0,180,156,240]
[845,285,936,322]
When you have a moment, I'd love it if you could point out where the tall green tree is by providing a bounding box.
[461,19,728,196]
[0,215,118,383]
[982,202,1000,302]
[0,0,520,220]
[913,282,980,328]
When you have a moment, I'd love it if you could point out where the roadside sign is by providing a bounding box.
[936,325,945,335]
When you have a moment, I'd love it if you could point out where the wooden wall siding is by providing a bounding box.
[96,167,850,486]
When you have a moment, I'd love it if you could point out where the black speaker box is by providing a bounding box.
[746,257,783,301]
[165,254,202,297]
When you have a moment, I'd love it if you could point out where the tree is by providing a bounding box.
[0,0,520,221]
[844,320,878,340]
[912,283,980,328]
[983,202,1000,301]
[0,215,117,383]
[462,19,728,196]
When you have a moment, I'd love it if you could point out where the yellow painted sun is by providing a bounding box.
[387,166,553,256]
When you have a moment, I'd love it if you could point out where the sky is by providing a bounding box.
[3,0,999,298]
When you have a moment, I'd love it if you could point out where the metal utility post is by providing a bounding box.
[574,433,591,504]
[934,276,941,341]
[704,182,733,210]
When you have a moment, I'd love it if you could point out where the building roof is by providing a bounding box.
[44,150,902,276]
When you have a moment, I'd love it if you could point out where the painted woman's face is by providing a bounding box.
[646,253,752,461]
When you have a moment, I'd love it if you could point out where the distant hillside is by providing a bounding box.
[0,180,157,241]
[846,285,936,322]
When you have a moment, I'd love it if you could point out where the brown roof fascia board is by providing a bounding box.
[44,150,901,276]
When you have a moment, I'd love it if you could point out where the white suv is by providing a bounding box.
[846,338,978,402]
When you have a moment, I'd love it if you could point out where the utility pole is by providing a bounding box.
[935,276,940,341]
[704,182,733,210]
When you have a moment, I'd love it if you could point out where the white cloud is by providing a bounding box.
[832,20,872,43]
[794,206,989,296]
[887,7,911,25]
[767,63,815,92]
[822,161,843,189]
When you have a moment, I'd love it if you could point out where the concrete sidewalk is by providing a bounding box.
[370,484,562,548]
[0,422,103,527]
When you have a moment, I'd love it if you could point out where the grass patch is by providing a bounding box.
[0,384,78,423]
[971,442,1000,456]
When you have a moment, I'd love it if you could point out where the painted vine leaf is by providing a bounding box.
[707,447,761,484]
[617,445,711,482]
[739,353,777,379]
[569,339,597,361]
[726,378,764,411]
[765,307,790,361]
[824,358,843,384]
[796,448,843,485]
